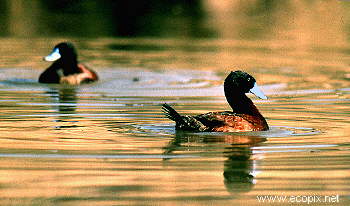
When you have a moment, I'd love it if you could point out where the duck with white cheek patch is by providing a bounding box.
[39,42,98,85]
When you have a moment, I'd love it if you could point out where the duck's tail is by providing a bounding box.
[162,103,183,122]
[162,103,208,132]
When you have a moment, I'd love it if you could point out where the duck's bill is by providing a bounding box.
[44,48,61,61]
[250,82,268,99]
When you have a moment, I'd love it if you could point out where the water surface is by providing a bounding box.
[0,38,349,206]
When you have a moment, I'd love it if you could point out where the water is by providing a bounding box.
[0,37,348,206]
[0,0,349,204]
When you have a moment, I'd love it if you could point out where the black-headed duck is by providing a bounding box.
[39,42,98,85]
[162,70,269,132]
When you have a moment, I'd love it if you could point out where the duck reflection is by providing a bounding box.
[223,145,256,194]
[163,131,266,194]
[44,86,80,130]
[57,87,78,114]
[46,86,78,114]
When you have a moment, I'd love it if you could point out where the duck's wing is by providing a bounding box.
[194,111,237,126]
[77,64,98,82]
[194,111,256,132]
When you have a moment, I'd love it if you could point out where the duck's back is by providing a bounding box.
[162,103,268,132]
[59,64,98,85]
[194,111,268,132]
[77,64,98,82]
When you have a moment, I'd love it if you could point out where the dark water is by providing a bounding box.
[0,1,349,206]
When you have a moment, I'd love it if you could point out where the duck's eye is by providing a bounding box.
[247,77,251,82]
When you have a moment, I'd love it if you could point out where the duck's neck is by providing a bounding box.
[224,87,263,117]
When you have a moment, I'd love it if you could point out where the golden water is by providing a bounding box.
[0,37,348,206]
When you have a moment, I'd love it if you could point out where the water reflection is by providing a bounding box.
[47,86,78,114]
[0,0,349,41]
[0,0,209,37]
[164,131,266,194]
[223,146,256,194]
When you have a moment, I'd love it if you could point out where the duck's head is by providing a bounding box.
[224,70,267,99]
[44,42,78,62]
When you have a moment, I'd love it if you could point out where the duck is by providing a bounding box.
[39,42,98,85]
[162,70,269,132]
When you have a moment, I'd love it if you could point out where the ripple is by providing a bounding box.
[0,153,197,159]
[137,123,320,138]
[252,144,338,154]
